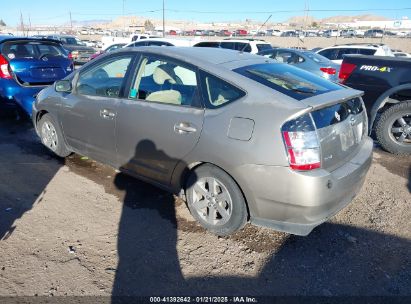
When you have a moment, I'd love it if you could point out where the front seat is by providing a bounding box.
[146,65,182,105]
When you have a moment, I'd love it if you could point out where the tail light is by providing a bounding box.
[339,62,356,83]
[0,54,12,79]
[282,114,321,171]
[68,52,73,60]
[320,67,336,75]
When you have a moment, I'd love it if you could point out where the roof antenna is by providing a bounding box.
[240,14,272,53]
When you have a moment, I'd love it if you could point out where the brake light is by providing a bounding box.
[339,62,356,83]
[68,52,73,60]
[320,67,336,75]
[282,114,321,171]
[0,54,12,79]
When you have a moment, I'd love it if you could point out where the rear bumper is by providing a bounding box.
[0,78,44,116]
[236,137,373,236]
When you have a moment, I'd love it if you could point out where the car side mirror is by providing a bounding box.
[55,80,72,93]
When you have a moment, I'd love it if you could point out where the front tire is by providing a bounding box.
[186,164,248,236]
[38,114,71,157]
[375,101,411,155]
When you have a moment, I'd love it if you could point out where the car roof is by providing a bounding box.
[117,46,270,69]
[126,38,198,47]
[0,36,62,45]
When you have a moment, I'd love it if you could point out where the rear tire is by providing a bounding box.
[38,114,71,157]
[186,164,248,236]
[375,101,411,155]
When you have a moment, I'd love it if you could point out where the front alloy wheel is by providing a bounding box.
[41,120,59,152]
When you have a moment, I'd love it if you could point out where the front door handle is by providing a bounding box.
[100,109,116,119]
[174,122,197,134]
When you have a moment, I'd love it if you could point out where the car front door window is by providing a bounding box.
[76,56,133,98]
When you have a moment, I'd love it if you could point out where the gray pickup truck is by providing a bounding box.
[46,35,95,65]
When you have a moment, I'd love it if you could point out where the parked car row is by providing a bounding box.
[2,33,409,238]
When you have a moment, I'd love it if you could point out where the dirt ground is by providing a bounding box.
[0,117,410,298]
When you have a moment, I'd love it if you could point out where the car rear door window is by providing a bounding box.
[235,63,342,100]
[318,48,339,60]
[256,44,272,52]
[129,56,200,107]
[76,55,133,98]
[358,49,377,55]
[200,72,246,108]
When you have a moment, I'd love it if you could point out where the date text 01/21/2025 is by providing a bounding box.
[149,296,258,303]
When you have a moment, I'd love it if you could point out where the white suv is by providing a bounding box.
[193,39,272,54]
[316,44,394,64]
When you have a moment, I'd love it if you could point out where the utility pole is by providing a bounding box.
[20,11,25,36]
[122,0,126,33]
[162,0,165,37]
[69,11,73,33]
[28,14,32,36]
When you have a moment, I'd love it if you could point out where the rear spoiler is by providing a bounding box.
[301,88,364,110]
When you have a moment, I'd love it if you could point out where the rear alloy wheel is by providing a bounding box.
[375,101,411,155]
[186,164,247,236]
[38,114,71,157]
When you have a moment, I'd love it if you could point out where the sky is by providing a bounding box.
[2,0,411,26]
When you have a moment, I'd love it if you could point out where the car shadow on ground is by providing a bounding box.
[0,116,63,241]
[111,140,411,301]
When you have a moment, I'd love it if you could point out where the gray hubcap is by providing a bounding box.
[41,121,58,151]
[191,177,232,226]
[390,113,411,146]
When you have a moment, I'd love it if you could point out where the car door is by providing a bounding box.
[60,53,135,166]
[116,55,204,185]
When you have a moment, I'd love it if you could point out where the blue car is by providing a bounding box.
[0,36,73,116]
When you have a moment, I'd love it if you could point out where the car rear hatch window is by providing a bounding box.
[1,40,72,86]
[234,63,342,100]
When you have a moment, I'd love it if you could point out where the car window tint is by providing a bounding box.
[359,49,376,55]
[336,48,359,60]
[256,44,272,52]
[37,44,64,57]
[201,72,245,108]
[129,56,200,107]
[276,51,304,64]
[76,55,133,98]
[235,63,342,100]
[318,49,338,60]
[194,42,220,48]
[2,43,36,59]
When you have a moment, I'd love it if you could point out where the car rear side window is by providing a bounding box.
[256,44,272,52]
[194,42,221,48]
[200,72,246,108]
[234,63,342,100]
[358,49,376,55]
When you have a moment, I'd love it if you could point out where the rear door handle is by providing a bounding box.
[100,109,116,119]
[174,122,197,134]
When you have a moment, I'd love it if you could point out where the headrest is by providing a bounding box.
[152,64,177,85]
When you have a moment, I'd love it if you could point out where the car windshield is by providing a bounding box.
[1,41,66,59]
[234,63,342,100]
